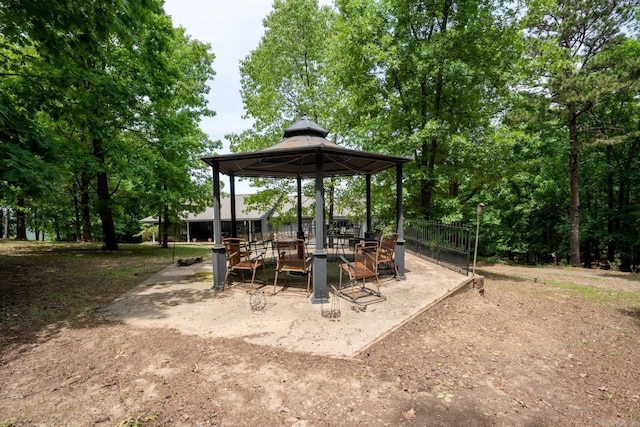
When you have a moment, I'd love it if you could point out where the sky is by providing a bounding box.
[162,0,332,194]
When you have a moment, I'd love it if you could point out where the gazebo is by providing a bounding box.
[201,115,411,304]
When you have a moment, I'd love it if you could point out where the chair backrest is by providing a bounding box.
[379,233,398,261]
[354,241,379,273]
[223,238,247,267]
[276,239,306,262]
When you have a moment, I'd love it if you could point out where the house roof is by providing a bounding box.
[140,194,271,224]
[139,194,359,224]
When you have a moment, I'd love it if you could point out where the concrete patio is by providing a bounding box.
[103,252,472,358]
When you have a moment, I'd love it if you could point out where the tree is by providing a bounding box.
[133,17,217,248]
[476,122,570,263]
[1,1,217,248]
[330,0,520,221]
[574,40,640,269]
[228,0,337,214]
[1,0,166,248]
[521,0,640,266]
[0,33,58,238]
[233,0,336,149]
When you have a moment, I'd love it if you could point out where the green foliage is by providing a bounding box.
[330,0,522,221]
[475,124,570,262]
[2,0,639,268]
[233,0,336,151]
[0,0,217,246]
[519,0,640,265]
[228,0,340,216]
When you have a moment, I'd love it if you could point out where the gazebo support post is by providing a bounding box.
[296,176,304,241]
[312,152,329,304]
[395,163,406,279]
[365,174,374,240]
[230,172,237,238]
[211,164,226,290]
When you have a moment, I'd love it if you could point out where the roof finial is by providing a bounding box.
[283,114,329,138]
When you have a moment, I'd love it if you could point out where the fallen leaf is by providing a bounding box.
[403,408,416,420]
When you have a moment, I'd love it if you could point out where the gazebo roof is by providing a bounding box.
[201,115,410,178]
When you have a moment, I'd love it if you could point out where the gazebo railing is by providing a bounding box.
[404,220,472,276]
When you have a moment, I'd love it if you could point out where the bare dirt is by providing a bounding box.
[2,252,640,426]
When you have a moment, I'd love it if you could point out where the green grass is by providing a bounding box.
[542,279,640,305]
[0,241,212,344]
[477,256,511,265]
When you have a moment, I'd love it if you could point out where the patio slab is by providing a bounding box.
[103,252,471,358]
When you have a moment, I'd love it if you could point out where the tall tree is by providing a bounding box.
[1,0,217,247]
[134,18,217,247]
[521,0,640,266]
[574,39,640,269]
[330,0,520,221]
[232,0,336,151]
[1,0,166,249]
[228,0,336,213]
[0,33,57,232]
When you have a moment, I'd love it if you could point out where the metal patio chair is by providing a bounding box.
[273,239,312,295]
[377,233,400,279]
[334,241,385,305]
[222,237,267,293]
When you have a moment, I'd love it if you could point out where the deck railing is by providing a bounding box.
[404,220,472,276]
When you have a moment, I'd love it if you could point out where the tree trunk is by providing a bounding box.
[606,146,616,263]
[80,170,92,242]
[157,210,162,246]
[418,0,451,221]
[15,196,27,240]
[54,215,61,241]
[568,103,581,266]
[93,137,119,251]
[161,205,169,249]
[617,174,630,271]
[0,208,9,239]
[73,187,81,241]
[1,207,8,239]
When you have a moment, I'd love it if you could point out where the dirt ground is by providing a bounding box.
[1,257,640,426]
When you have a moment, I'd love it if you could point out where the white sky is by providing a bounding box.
[162,0,332,194]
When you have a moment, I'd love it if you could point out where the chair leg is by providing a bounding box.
[261,263,268,287]
[273,270,279,294]
[248,268,258,294]
[223,269,230,291]
[306,271,312,296]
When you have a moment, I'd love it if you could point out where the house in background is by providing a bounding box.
[140,194,272,243]
[140,194,364,243]
[189,194,275,242]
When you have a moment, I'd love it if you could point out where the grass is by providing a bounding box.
[541,279,640,306]
[0,241,211,345]
[477,265,640,304]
